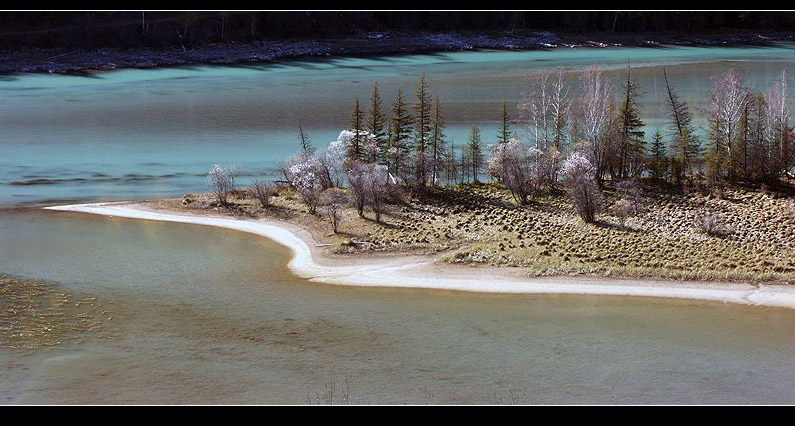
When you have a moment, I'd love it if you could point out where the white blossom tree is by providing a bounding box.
[289,158,323,214]
[562,151,603,223]
[207,164,235,206]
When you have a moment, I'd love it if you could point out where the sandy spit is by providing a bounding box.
[43,202,795,310]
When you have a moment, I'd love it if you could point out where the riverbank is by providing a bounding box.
[3,30,793,75]
[43,201,795,310]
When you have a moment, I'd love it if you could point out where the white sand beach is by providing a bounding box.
[44,202,795,310]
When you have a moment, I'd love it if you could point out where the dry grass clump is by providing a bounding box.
[695,213,734,237]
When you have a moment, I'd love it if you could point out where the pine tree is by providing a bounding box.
[468,123,483,183]
[347,97,365,164]
[446,139,457,185]
[367,81,387,165]
[498,100,513,145]
[413,73,433,189]
[648,131,668,182]
[618,64,645,178]
[389,89,413,177]
[298,124,314,156]
[430,96,446,186]
[460,143,471,184]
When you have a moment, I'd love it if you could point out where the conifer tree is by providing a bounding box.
[648,131,668,182]
[413,73,433,189]
[498,100,513,145]
[430,96,446,186]
[367,81,387,165]
[618,64,645,178]
[347,97,365,164]
[389,89,413,177]
[468,123,483,183]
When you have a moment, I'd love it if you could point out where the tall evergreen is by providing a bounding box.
[413,73,433,188]
[430,96,446,186]
[367,81,387,165]
[648,131,668,182]
[468,123,483,183]
[618,64,646,178]
[347,97,365,164]
[498,100,513,144]
[389,89,413,177]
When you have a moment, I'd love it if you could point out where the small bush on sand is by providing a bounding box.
[207,164,235,206]
[696,213,734,237]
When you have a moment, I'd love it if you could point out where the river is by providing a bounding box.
[2,209,795,404]
[2,45,795,404]
[3,44,795,206]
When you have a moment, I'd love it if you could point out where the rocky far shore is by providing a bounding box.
[2,30,794,75]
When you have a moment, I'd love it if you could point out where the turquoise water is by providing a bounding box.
[3,44,795,206]
[2,209,795,404]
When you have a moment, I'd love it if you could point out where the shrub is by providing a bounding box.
[249,178,275,208]
[613,199,633,228]
[616,178,643,215]
[207,164,235,206]
[562,152,603,223]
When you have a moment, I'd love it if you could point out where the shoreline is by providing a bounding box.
[42,201,795,310]
[3,30,793,76]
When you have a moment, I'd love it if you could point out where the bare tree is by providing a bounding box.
[577,66,613,183]
[249,178,275,208]
[549,67,571,154]
[207,164,235,206]
[367,164,390,223]
[345,162,369,218]
[706,68,747,184]
[323,188,348,234]
[519,69,551,150]
[764,70,794,180]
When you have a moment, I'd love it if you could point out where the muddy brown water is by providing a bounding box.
[1,209,795,404]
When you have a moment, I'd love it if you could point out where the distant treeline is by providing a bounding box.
[3,11,795,49]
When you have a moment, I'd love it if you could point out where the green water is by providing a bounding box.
[3,44,795,206]
[3,45,795,404]
[1,209,794,404]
